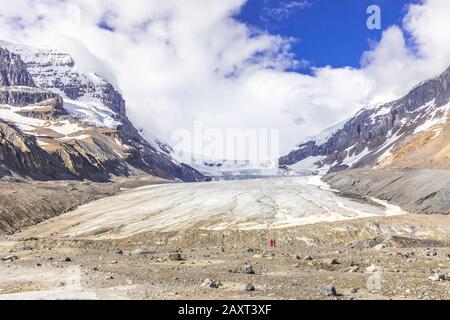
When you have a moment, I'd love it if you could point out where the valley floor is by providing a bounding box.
[2,213,450,300]
[0,172,449,300]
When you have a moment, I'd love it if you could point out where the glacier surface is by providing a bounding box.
[20,176,406,240]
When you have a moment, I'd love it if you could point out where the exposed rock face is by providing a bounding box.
[0,86,65,113]
[382,115,450,169]
[0,120,72,180]
[1,47,67,120]
[280,67,450,173]
[0,42,207,182]
[54,136,133,182]
[14,99,66,120]
[0,47,35,87]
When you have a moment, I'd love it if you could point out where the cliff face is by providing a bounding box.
[0,47,35,87]
[280,67,450,174]
[0,42,207,182]
[0,86,66,118]
[0,120,73,180]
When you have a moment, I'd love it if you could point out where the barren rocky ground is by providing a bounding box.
[2,213,450,300]
[324,168,450,214]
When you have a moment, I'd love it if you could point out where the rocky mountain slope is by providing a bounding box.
[0,41,206,182]
[324,168,450,214]
[280,66,450,174]
[0,47,35,87]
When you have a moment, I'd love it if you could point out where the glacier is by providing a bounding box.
[19,176,406,240]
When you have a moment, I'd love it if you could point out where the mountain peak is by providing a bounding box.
[280,65,450,174]
[0,40,207,182]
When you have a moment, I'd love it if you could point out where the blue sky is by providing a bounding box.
[236,0,420,71]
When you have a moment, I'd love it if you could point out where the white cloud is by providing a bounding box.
[0,0,449,159]
[261,1,311,21]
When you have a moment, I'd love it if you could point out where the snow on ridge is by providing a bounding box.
[369,105,391,123]
[1,40,175,159]
[1,40,121,130]
[298,117,349,147]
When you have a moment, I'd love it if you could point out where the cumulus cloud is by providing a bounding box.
[0,0,449,159]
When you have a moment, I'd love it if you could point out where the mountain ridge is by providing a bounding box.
[280,66,450,174]
[0,41,207,182]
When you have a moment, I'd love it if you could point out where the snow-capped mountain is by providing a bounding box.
[0,40,172,151]
[1,41,124,127]
[280,66,450,174]
[0,41,206,182]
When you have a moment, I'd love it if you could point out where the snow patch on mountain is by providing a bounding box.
[413,102,450,135]
[298,118,348,147]
[61,95,120,128]
[285,156,328,175]
[370,106,391,122]
[344,147,370,167]
[1,41,121,130]
[0,104,85,138]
